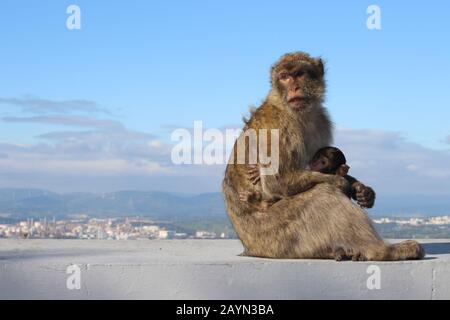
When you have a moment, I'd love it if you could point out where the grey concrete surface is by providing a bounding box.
[0,239,449,299]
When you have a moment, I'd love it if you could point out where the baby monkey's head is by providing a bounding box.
[309,146,348,175]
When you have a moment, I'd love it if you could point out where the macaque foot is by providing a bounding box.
[332,246,368,261]
[352,252,368,261]
[333,246,354,261]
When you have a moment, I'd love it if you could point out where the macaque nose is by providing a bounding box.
[289,86,302,96]
[289,83,300,90]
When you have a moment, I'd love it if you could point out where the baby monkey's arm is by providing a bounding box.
[334,163,376,208]
[344,175,376,209]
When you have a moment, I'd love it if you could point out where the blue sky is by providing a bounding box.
[0,1,449,195]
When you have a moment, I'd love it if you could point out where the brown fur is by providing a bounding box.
[222,52,425,261]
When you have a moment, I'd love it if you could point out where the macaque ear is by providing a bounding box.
[315,58,324,78]
[336,164,349,176]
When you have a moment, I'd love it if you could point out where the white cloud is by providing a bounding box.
[0,96,174,188]
[0,96,110,115]
[0,156,169,175]
[148,139,163,148]
[3,115,124,130]
[406,164,419,172]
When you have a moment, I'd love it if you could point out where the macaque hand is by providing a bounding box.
[354,183,376,209]
[336,164,350,176]
[247,165,260,185]
[239,191,252,202]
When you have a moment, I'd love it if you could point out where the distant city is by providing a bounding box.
[2,215,450,240]
[372,216,450,226]
[372,215,450,239]
[0,216,233,240]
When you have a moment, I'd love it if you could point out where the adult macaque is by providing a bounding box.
[222,52,424,261]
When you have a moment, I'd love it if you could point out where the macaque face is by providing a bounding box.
[309,148,349,175]
[274,61,324,111]
[309,155,331,173]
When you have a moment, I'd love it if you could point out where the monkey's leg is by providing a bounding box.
[226,183,424,260]
[265,184,424,261]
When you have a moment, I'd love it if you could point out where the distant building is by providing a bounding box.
[158,230,175,239]
[195,231,216,239]
[174,233,188,239]
[143,225,160,233]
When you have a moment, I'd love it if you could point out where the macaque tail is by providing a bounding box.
[386,240,425,260]
[363,240,425,261]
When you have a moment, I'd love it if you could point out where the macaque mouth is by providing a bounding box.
[288,96,307,103]
[287,96,309,109]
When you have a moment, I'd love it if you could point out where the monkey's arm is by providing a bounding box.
[260,168,349,198]
[344,175,376,209]
[344,175,359,199]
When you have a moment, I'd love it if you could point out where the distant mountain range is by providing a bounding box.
[369,194,450,217]
[0,188,449,220]
[0,188,225,220]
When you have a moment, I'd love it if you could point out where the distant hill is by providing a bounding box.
[370,194,450,217]
[0,188,449,220]
[0,188,226,220]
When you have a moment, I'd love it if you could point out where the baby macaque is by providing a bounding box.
[240,146,375,212]
[308,146,349,175]
[308,147,375,206]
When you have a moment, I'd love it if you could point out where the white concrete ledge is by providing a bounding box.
[1,239,449,299]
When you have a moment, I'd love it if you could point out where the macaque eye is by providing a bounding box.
[278,72,289,81]
[307,70,317,79]
[295,70,305,78]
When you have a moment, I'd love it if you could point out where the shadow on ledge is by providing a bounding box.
[422,242,450,255]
